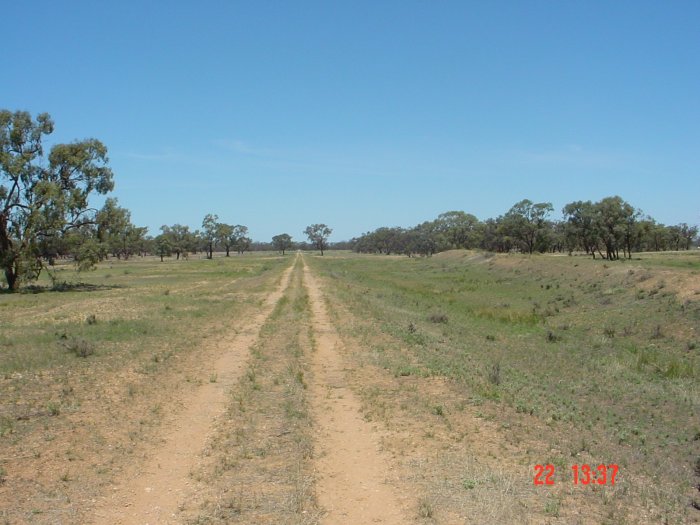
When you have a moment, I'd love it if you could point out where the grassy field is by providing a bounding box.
[308,250,700,523]
[0,253,291,523]
[1,249,699,523]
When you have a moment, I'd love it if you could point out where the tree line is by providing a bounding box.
[351,198,698,258]
[0,110,341,290]
[1,110,697,291]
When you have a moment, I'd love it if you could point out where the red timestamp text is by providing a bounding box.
[533,464,618,486]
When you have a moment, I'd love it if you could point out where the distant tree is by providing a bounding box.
[215,222,234,256]
[231,225,251,255]
[502,199,553,254]
[0,110,114,290]
[201,213,218,259]
[435,211,483,249]
[159,224,193,260]
[272,233,293,255]
[594,196,638,260]
[562,200,598,257]
[96,198,147,260]
[676,223,699,250]
[304,224,332,255]
[154,234,172,262]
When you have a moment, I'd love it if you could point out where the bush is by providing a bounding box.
[428,312,448,324]
[62,337,96,358]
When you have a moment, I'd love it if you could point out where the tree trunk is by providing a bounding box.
[226,246,230,256]
[4,266,18,291]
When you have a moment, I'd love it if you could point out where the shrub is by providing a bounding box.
[428,312,448,324]
[62,337,96,358]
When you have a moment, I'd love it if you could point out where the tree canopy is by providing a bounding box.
[304,224,332,255]
[0,110,114,290]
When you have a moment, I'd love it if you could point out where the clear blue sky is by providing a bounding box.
[4,1,699,242]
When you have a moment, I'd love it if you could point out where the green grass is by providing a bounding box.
[0,253,290,376]
[308,250,700,522]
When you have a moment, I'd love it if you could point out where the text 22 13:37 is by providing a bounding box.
[533,464,619,486]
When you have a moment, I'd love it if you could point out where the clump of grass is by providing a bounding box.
[407,322,417,333]
[487,360,501,385]
[0,465,6,484]
[61,336,96,358]
[85,314,97,325]
[417,496,434,518]
[433,405,445,416]
[47,402,60,416]
[546,331,562,343]
[485,334,496,341]
[650,324,664,340]
[428,312,448,324]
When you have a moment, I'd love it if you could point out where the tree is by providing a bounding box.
[159,224,193,260]
[201,213,218,259]
[215,222,234,256]
[0,110,114,290]
[272,233,293,255]
[154,234,172,262]
[231,224,251,255]
[435,211,483,249]
[502,199,553,254]
[594,196,638,260]
[304,224,332,255]
[96,198,146,260]
[562,200,598,257]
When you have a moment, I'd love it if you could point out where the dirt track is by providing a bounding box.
[87,254,408,524]
[91,263,296,523]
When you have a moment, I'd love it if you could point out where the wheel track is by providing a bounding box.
[90,261,296,524]
[302,256,408,524]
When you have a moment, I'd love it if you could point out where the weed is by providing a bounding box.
[417,496,434,518]
[433,405,445,416]
[651,324,664,339]
[487,361,501,385]
[85,314,97,325]
[428,312,448,324]
[61,337,96,358]
[407,322,417,333]
[546,331,561,343]
[47,402,60,416]
[462,478,477,490]
[209,373,218,383]
[485,334,496,341]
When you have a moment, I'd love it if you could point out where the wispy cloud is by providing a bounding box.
[213,138,275,157]
[505,144,627,169]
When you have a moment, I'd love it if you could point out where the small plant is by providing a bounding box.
[61,337,95,358]
[433,405,444,416]
[488,361,501,385]
[546,331,562,343]
[428,312,448,324]
[603,326,615,338]
[163,289,170,296]
[85,314,97,325]
[209,373,218,383]
[462,478,477,490]
[59,471,70,482]
[0,465,6,484]
[407,322,417,333]
[651,324,664,340]
[47,402,60,416]
[417,496,434,518]
[485,334,496,341]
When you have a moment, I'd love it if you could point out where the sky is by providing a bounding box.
[3,1,699,242]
